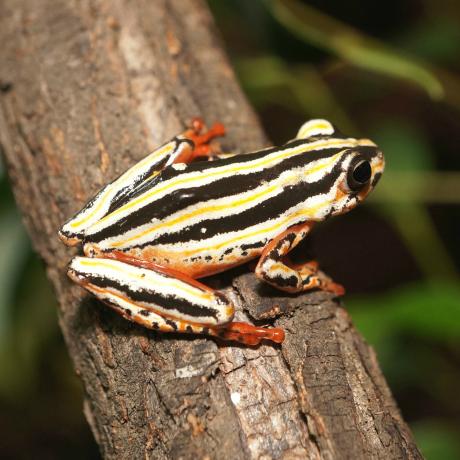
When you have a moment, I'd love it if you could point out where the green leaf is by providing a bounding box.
[370,121,434,172]
[412,420,460,460]
[271,0,444,100]
[400,18,460,64]
[349,281,460,342]
[235,56,358,134]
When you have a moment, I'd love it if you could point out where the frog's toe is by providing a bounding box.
[322,280,346,296]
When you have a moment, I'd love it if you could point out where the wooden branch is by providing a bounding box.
[0,0,422,458]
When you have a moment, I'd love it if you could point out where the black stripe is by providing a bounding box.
[241,241,265,251]
[266,273,299,288]
[62,139,185,235]
[78,271,219,320]
[143,157,345,246]
[85,143,349,244]
[106,139,192,214]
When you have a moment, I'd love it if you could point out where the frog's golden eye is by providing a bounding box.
[347,157,372,191]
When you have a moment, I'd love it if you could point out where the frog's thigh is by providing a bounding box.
[68,256,235,327]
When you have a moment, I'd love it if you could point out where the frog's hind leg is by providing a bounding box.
[255,222,345,295]
[173,117,226,163]
[68,255,284,346]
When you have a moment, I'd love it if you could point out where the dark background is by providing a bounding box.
[1,0,459,458]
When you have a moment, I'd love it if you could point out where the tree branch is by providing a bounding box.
[0,0,422,458]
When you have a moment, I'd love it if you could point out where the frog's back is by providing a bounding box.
[83,136,375,277]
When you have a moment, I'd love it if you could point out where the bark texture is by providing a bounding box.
[0,0,422,459]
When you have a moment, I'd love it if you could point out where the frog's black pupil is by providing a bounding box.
[353,161,371,184]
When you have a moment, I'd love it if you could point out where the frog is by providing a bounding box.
[59,118,384,345]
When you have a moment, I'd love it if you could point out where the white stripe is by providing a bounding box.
[84,138,374,237]
[154,175,345,258]
[95,157,342,250]
[296,119,335,139]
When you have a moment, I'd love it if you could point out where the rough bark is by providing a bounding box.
[0,0,422,459]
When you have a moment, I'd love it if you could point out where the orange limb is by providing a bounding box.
[286,258,319,272]
[259,222,314,260]
[256,222,345,296]
[209,322,285,346]
[174,117,226,164]
[285,258,344,295]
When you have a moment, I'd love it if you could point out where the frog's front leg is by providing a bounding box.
[255,222,345,295]
[68,256,284,346]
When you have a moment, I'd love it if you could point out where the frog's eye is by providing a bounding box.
[347,157,372,191]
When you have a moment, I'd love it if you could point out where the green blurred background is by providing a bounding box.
[1,0,459,458]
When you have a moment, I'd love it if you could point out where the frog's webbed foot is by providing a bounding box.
[255,223,345,296]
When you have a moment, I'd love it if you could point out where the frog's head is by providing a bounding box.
[328,144,385,217]
[296,119,384,219]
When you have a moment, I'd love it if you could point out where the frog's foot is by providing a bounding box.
[255,223,345,296]
[284,259,345,295]
[208,322,285,346]
[284,257,319,274]
[132,312,285,346]
[106,301,284,346]
[178,117,226,162]
[299,271,345,296]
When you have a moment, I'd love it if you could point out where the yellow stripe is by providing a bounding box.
[111,150,344,247]
[298,120,333,138]
[177,199,332,257]
[94,138,375,228]
[78,258,212,302]
[69,143,175,229]
[111,183,281,247]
